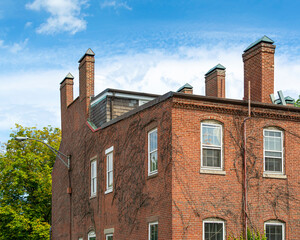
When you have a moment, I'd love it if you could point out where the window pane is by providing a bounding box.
[150,224,158,240]
[108,171,113,188]
[107,236,113,240]
[265,157,282,172]
[265,151,282,158]
[150,130,157,152]
[150,151,158,172]
[204,222,223,240]
[203,149,221,168]
[107,154,113,171]
[202,125,221,146]
[266,224,283,240]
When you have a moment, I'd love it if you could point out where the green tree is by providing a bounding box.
[295,95,300,107]
[0,124,61,240]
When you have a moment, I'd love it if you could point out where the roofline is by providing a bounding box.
[87,91,299,132]
[91,88,159,103]
[172,92,300,112]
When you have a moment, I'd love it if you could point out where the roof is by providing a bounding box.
[96,91,300,131]
[205,64,226,76]
[177,83,193,92]
[244,35,274,52]
[78,48,95,63]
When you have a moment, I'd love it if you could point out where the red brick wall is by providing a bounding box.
[171,96,300,239]
[52,97,173,240]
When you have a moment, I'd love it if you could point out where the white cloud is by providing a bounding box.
[25,22,33,28]
[1,43,300,142]
[26,0,88,34]
[0,39,29,53]
[100,0,132,11]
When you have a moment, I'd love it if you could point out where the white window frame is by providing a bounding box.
[201,122,223,170]
[88,231,96,240]
[105,146,114,194]
[106,233,113,240]
[263,129,284,174]
[148,221,158,240]
[203,220,225,240]
[90,159,97,197]
[148,128,158,176]
[264,221,285,240]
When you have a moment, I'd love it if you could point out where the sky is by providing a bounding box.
[1,0,300,143]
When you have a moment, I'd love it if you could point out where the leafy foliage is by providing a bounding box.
[0,124,61,240]
[228,228,267,240]
[295,95,300,107]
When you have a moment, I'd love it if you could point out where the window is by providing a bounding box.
[203,220,225,240]
[265,222,285,240]
[148,222,158,240]
[201,123,222,169]
[148,128,158,175]
[106,234,113,240]
[105,146,114,193]
[88,231,96,240]
[264,129,283,173]
[91,160,97,197]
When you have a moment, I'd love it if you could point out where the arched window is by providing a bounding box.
[203,218,225,240]
[263,128,284,174]
[88,231,96,240]
[264,220,285,240]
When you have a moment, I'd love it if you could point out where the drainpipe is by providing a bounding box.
[243,81,251,239]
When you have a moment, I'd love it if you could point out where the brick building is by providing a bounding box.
[52,36,300,240]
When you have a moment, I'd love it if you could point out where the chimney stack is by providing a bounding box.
[205,64,226,98]
[60,73,74,134]
[78,48,95,113]
[243,36,275,103]
[60,72,74,108]
[177,83,193,94]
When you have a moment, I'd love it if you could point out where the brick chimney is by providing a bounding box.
[78,48,95,113]
[243,36,275,103]
[205,64,226,98]
[177,83,193,94]
[60,72,74,133]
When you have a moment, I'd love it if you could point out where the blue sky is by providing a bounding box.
[1,0,300,143]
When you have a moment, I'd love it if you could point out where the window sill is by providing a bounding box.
[200,169,226,175]
[263,173,287,179]
[105,189,113,195]
[147,172,158,179]
[90,194,97,199]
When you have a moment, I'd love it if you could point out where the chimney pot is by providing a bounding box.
[205,64,226,98]
[177,83,193,94]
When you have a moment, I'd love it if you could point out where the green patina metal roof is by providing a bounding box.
[177,83,193,92]
[244,35,274,52]
[205,64,226,76]
[65,72,74,79]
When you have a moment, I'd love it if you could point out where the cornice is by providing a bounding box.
[172,101,300,122]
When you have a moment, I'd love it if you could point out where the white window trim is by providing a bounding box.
[148,221,158,240]
[88,231,96,240]
[264,221,285,240]
[90,159,97,197]
[105,146,114,194]
[201,122,223,170]
[106,233,113,240]
[203,220,225,240]
[263,129,284,174]
[148,128,158,176]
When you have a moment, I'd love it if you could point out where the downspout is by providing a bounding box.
[243,81,251,239]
